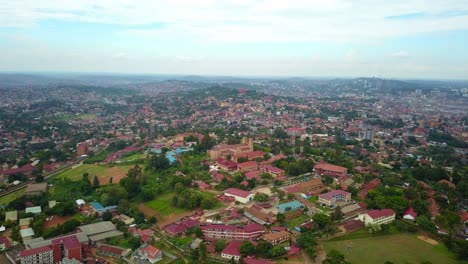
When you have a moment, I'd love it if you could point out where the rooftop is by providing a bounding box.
[222,240,242,257]
[225,187,251,198]
[318,190,350,200]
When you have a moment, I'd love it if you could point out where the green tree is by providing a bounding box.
[333,206,343,221]
[256,241,273,257]
[313,213,332,229]
[199,242,207,261]
[323,249,350,264]
[11,225,22,243]
[102,211,112,221]
[240,241,255,257]
[93,175,100,188]
[215,240,228,252]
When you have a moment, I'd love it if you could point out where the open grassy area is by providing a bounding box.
[54,164,132,184]
[287,214,311,229]
[0,187,26,205]
[119,152,147,161]
[145,193,190,216]
[323,233,462,264]
[77,113,97,120]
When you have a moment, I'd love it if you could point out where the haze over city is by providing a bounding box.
[0,2,467,264]
[1,0,468,79]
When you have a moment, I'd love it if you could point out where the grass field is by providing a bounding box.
[54,164,132,184]
[77,113,97,120]
[287,214,311,229]
[145,193,189,216]
[0,188,26,205]
[323,233,461,264]
[119,152,147,161]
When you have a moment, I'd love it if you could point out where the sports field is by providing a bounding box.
[54,164,132,184]
[323,233,461,264]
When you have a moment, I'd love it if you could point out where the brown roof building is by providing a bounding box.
[262,230,291,245]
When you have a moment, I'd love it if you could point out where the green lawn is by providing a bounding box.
[77,113,97,120]
[145,193,190,216]
[287,214,311,229]
[0,188,26,205]
[54,164,132,181]
[323,233,462,264]
[120,152,147,161]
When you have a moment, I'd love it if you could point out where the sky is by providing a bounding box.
[1,0,468,79]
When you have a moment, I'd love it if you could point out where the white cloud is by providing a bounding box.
[390,51,410,58]
[1,0,468,43]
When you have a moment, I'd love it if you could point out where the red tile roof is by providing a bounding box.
[222,240,242,257]
[314,163,347,173]
[141,245,161,259]
[403,207,417,218]
[97,244,125,255]
[367,209,395,219]
[20,245,53,257]
[52,235,81,249]
[225,188,251,198]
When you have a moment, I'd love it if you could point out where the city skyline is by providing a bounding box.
[1,1,468,79]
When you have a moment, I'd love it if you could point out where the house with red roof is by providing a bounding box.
[0,236,11,250]
[359,209,395,226]
[403,207,417,221]
[224,188,254,204]
[138,245,163,263]
[221,240,242,261]
[217,158,238,171]
[286,127,305,136]
[314,162,347,178]
[238,161,259,172]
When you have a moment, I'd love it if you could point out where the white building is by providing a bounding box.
[224,188,253,204]
[359,209,395,226]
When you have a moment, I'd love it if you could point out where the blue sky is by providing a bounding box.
[1,0,468,79]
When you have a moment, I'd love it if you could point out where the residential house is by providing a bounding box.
[221,240,242,261]
[224,188,254,204]
[403,207,417,221]
[139,245,163,263]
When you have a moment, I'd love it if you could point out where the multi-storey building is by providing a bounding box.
[318,190,352,207]
[314,162,348,178]
[20,245,54,264]
[359,209,396,226]
[208,137,254,160]
[262,230,291,245]
[201,223,264,240]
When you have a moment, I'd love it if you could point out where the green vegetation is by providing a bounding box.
[323,234,462,264]
[77,113,97,120]
[54,164,132,181]
[287,214,310,229]
[0,188,26,205]
[145,193,190,216]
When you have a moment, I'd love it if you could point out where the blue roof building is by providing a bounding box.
[277,200,304,212]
